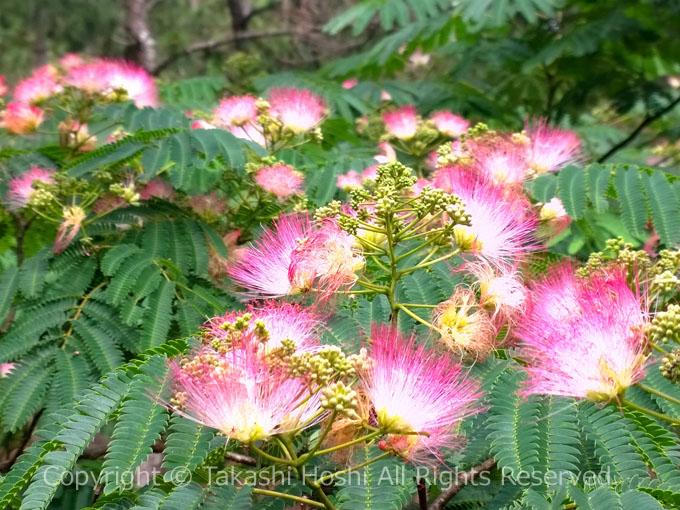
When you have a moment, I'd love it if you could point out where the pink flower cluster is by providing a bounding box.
[254,164,304,202]
[204,87,326,147]
[382,105,469,140]
[228,214,364,302]
[1,55,158,135]
[170,310,323,443]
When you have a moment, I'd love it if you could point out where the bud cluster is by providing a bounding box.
[288,346,371,386]
[416,187,470,225]
[661,349,680,383]
[651,305,680,345]
[321,381,359,418]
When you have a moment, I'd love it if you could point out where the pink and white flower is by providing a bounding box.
[539,197,572,237]
[434,167,539,268]
[1,102,44,134]
[382,105,418,139]
[268,87,326,133]
[214,95,258,126]
[13,70,62,104]
[342,78,358,89]
[362,325,483,465]
[6,166,55,210]
[228,215,364,301]
[169,340,322,443]
[517,264,648,401]
[337,170,363,191]
[204,301,320,354]
[374,142,397,164]
[254,164,304,202]
[525,119,581,174]
[429,111,469,138]
[473,142,528,185]
[139,178,174,200]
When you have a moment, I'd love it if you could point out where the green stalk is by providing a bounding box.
[313,452,392,486]
[313,429,383,456]
[252,488,326,508]
[621,398,680,426]
[637,383,680,407]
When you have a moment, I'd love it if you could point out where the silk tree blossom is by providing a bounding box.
[204,301,320,354]
[268,87,326,133]
[213,95,265,145]
[474,142,529,185]
[374,142,397,164]
[434,167,539,268]
[170,341,322,443]
[2,102,44,134]
[429,111,469,138]
[288,219,365,299]
[382,105,418,139]
[229,214,311,298]
[337,170,363,191]
[54,206,86,254]
[191,119,216,130]
[254,164,304,202]
[362,325,483,465]
[13,70,62,104]
[525,119,581,174]
[516,264,649,402]
[433,289,497,359]
[228,215,364,301]
[65,59,158,107]
[189,191,227,218]
[0,76,8,96]
[342,78,358,89]
[6,166,55,210]
[466,261,528,324]
[539,197,572,237]
[139,178,174,201]
[214,95,258,126]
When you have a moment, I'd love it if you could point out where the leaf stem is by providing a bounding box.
[313,452,391,486]
[252,488,326,509]
[621,398,680,426]
[637,383,680,407]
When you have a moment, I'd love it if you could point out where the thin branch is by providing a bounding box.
[429,457,497,510]
[152,30,292,75]
[598,96,680,163]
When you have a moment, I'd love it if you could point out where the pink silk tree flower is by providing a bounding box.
[104,60,158,107]
[268,87,326,133]
[473,141,529,185]
[189,191,227,217]
[337,170,363,191]
[362,325,483,465]
[0,76,8,96]
[214,95,259,126]
[434,167,539,268]
[139,178,174,200]
[190,119,216,130]
[2,102,44,135]
[288,219,365,300]
[466,261,528,327]
[342,78,358,89]
[204,301,320,354]
[228,215,364,302]
[254,164,304,202]
[65,59,158,107]
[6,166,55,210]
[228,214,313,299]
[54,206,86,254]
[429,111,470,138]
[382,105,418,139]
[374,142,397,164]
[525,119,581,174]
[13,71,62,104]
[169,341,322,443]
[516,264,649,402]
[539,197,572,237]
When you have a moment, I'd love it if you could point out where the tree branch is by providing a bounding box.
[152,29,292,75]
[598,95,680,163]
[429,457,497,510]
